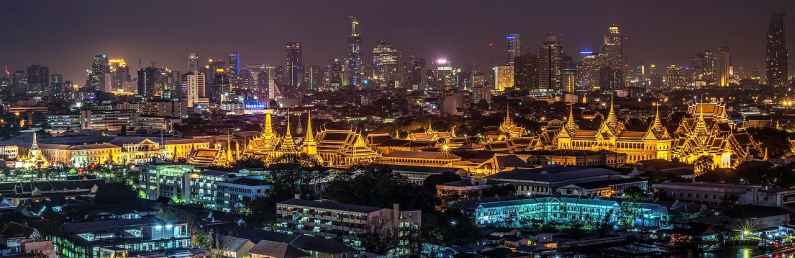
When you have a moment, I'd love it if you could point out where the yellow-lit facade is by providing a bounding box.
[555,102,672,164]
[493,65,515,92]
[671,103,765,171]
[245,109,323,165]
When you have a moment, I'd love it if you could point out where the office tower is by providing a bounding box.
[514,53,537,90]
[108,58,130,93]
[405,56,425,91]
[188,53,200,73]
[506,33,521,66]
[284,42,304,88]
[372,40,400,88]
[50,74,65,98]
[227,52,241,76]
[718,46,732,87]
[601,24,624,70]
[11,70,27,98]
[323,58,344,90]
[430,58,459,93]
[262,65,277,100]
[89,53,109,90]
[766,12,788,88]
[663,65,688,90]
[692,50,717,88]
[493,65,515,92]
[537,33,566,93]
[576,54,600,91]
[347,16,362,87]
[26,65,49,95]
[206,59,226,103]
[183,72,205,108]
[303,65,321,91]
[560,68,576,94]
[137,66,160,98]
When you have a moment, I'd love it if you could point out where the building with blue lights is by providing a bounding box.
[474,197,669,231]
[48,216,191,258]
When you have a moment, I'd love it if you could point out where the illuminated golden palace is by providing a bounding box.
[554,100,672,163]
[671,103,765,170]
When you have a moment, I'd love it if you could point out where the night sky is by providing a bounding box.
[1,0,794,82]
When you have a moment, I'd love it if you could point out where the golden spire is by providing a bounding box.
[303,110,318,156]
[279,110,297,152]
[694,103,708,136]
[565,104,577,132]
[304,110,315,143]
[263,109,275,141]
[606,95,617,125]
[652,103,663,128]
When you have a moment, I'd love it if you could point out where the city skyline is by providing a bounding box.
[0,0,793,81]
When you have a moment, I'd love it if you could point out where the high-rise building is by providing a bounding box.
[137,66,160,98]
[347,16,363,87]
[766,12,788,88]
[188,53,200,73]
[718,46,732,87]
[692,50,717,88]
[183,72,206,108]
[405,56,425,91]
[430,58,460,93]
[372,40,400,88]
[601,24,624,70]
[304,65,321,91]
[537,33,566,94]
[514,53,537,90]
[206,59,226,103]
[576,54,600,92]
[493,65,515,92]
[323,58,344,91]
[560,68,576,94]
[89,53,109,90]
[506,33,521,66]
[284,42,304,88]
[108,58,130,93]
[26,65,49,96]
[227,52,241,76]
[50,74,65,99]
[663,65,688,90]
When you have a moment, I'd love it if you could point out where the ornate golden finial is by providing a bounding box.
[304,110,315,142]
[653,102,663,128]
[565,104,578,132]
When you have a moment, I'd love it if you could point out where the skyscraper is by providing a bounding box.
[601,24,623,70]
[718,46,732,87]
[766,12,788,88]
[188,53,200,73]
[137,66,160,98]
[514,53,537,89]
[26,65,49,96]
[228,52,241,76]
[493,65,515,92]
[183,72,205,108]
[506,33,521,66]
[693,50,717,88]
[576,54,600,91]
[347,16,362,87]
[537,33,566,94]
[405,56,425,91]
[108,58,130,92]
[372,40,400,88]
[89,53,109,90]
[284,42,304,88]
